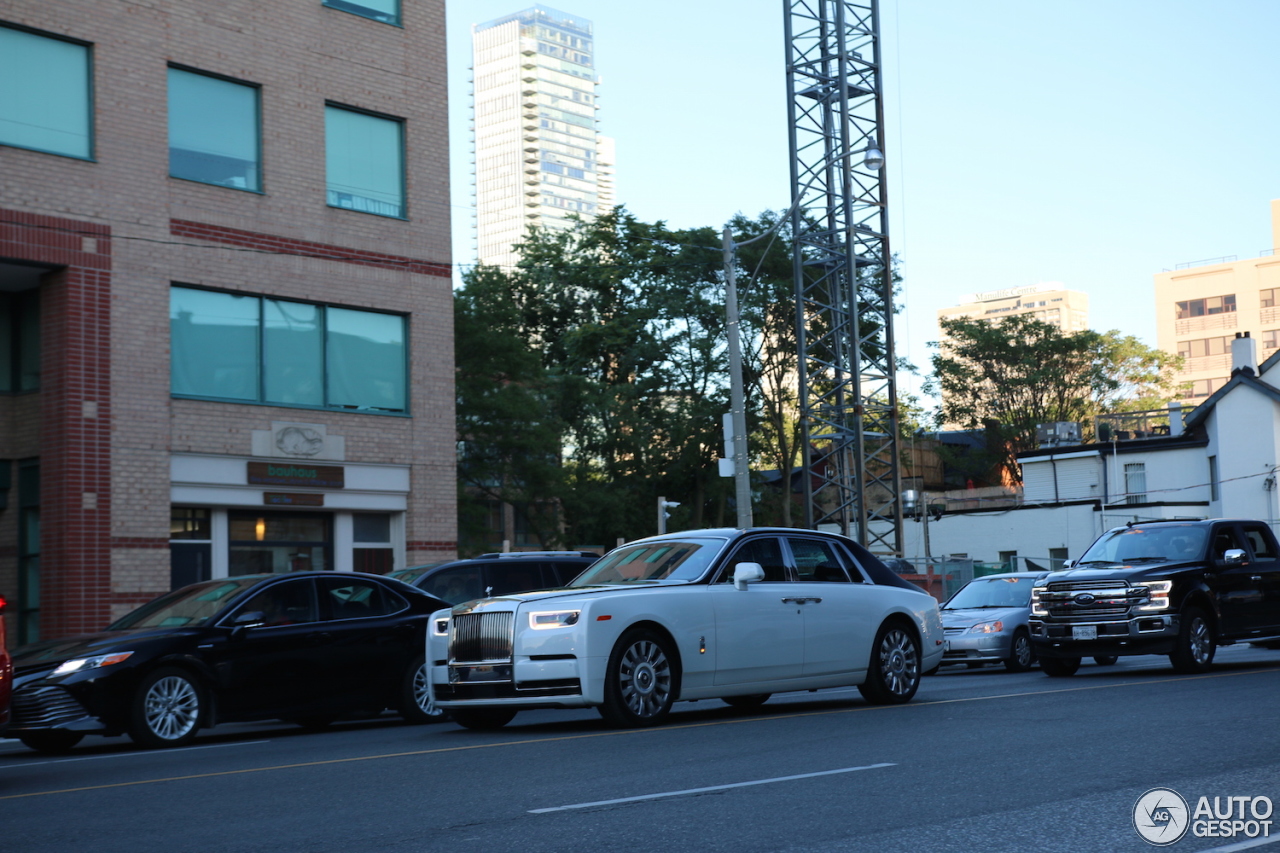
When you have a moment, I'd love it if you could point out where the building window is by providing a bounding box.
[1177,335,1233,358]
[323,0,400,26]
[1208,456,1219,502]
[1189,377,1228,398]
[1263,330,1280,352]
[168,67,261,191]
[1175,295,1236,319]
[1263,289,1276,309]
[228,511,332,575]
[325,105,404,218]
[0,25,91,160]
[170,285,407,413]
[353,512,394,574]
[1124,462,1147,505]
[0,289,40,392]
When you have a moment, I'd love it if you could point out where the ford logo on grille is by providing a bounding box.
[1073,593,1096,605]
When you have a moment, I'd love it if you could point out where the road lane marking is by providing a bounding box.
[2,665,1276,801]
[0,740,272,770]
[527,763,896,813]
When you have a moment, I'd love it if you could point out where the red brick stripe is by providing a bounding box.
[170,219,451,278]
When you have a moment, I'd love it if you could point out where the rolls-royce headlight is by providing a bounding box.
[529,609,581,630]
[434,618,450,635]
[968,620,1004,634]
[53,651,134,676]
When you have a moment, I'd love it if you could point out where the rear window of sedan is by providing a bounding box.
[570,539,723,586]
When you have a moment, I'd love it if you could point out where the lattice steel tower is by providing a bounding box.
[785,0,903,553]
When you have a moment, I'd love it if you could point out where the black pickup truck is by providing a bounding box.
[1028,519,1280,676]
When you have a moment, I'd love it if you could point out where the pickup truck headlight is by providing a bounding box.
[529,609,581,630]
[52,651,133,676]
[968,620,1004,634]
[1134,580,1173,612]
[1030,586,1048,617]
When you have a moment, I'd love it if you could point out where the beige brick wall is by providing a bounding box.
[0,0,456,617]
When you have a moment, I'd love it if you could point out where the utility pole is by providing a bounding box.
[723,226,754,529]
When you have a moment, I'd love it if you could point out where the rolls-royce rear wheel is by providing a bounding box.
[858,622,921,705]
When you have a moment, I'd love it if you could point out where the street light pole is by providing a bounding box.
[723,226,754,529]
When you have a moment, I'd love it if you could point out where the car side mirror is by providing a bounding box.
[1219,548,1247,567]
[733,562,766,591]
[230,610,265,634]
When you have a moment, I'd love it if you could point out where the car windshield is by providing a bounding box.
[944,577,1036,610]
[108,578,261,630]
[569,538,724,586]
[1078,525,1207,565]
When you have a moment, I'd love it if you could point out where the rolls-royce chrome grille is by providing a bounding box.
[449,612,514,664]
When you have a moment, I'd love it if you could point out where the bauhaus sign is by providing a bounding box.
[247,462,345,489]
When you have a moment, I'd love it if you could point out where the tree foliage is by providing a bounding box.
[926,314,1182,482]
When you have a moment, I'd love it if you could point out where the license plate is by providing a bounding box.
[1073,625,1098,640]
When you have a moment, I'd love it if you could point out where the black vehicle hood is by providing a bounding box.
[12,627,199,669]
[1046,560,1198,582]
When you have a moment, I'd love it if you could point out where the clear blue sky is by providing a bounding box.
[446,1,1280,404]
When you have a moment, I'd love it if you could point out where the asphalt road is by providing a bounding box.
[3,646,1280,853]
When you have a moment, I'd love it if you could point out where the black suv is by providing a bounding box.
[393,551,599,605]
[1029,519,1280,675]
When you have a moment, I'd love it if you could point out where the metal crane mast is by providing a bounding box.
[785,0,903,553]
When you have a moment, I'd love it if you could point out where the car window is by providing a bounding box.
[571,539,722,586]
[111,578,260,629]
[548,560,589,586]
[1212,528,1244,561]
[234,579,319,626]
[486,561,547,596]
[318,577,406,620]
[788,537,853,583]
[717,537,788,583]
[420,566,485,604]
[1241,526,1277,561]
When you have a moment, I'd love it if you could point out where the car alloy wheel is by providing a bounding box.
[1170,606,1216,674]
[600,628,678,727]
[129,667,202,748]
[1005,630,1035,673]
[858,623,920,704]
[399,654,446,724]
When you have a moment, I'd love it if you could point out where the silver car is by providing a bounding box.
[941,572,1047,672]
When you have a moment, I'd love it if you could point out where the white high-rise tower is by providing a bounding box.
[472,6,609,268]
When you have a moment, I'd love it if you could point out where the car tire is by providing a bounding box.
[451,709,517,730]
[1004,630,1035,673]
[127,666,204,749]
[1169,606,1216,674]
[1093,655,1119,667]
[721,693,770,709]
[858,621,921,705]
[1039,656,1080,677]
[397,654,447,724]
[19,730,85,754]
[598,627,679,727]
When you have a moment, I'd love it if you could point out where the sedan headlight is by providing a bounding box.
[52,651,134,676]
[968,620,1004,634]
[1030,586,1048,617]
[529,609,581,630]
[1134,580,1173,612]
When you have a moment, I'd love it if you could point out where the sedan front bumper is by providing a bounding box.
[941,631,1013,664]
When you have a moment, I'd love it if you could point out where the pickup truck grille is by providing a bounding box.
[1038,580,1137,620]
[450,612,514,663]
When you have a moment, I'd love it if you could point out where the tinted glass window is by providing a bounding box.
[110,579,258,629]
[718,537,788,583]
[421,566,484,604]
[788,537,852,582]
[319,577,405,619]
[325,0,400,25]
[1242,526,1277,561]
[326,307,406,412]
[263,299,323,405]
[0,26,91,159]
[234,580,319,626]
[486,561,546,596]
[168,67,260,190]
[170,287,260,401]
[326,105,404,217]
[573,539,722,586]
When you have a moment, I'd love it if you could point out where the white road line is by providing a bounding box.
[0,739,272,769]
[1197,836,1280,853]
[528,762,896,814]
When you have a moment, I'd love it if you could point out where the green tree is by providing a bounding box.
[927,314,1181,482]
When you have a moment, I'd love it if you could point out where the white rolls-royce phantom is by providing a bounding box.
[427,528,944,729]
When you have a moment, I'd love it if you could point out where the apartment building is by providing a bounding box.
[472,5,612,268]
[936,283,1090,334]
[0,0,455,644]
[1153,200,1280,403]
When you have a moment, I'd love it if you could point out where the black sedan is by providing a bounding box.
[6,572,447,753]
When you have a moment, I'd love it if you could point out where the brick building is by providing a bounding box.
[0,0,456,644]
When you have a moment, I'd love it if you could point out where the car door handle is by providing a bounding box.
[1252,575,1263,582]
[781,597,822,604]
